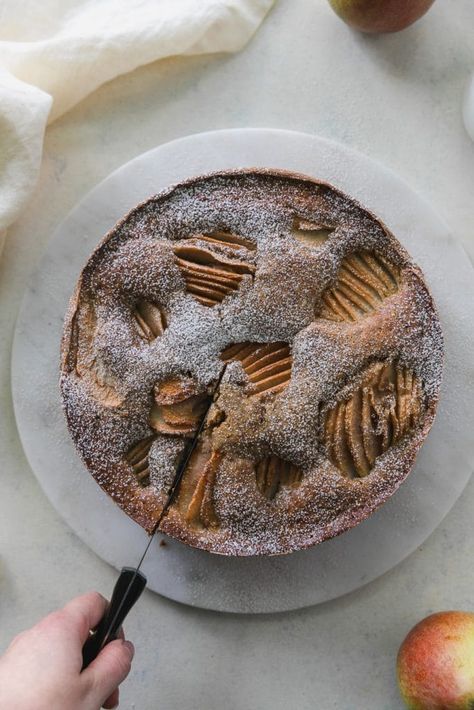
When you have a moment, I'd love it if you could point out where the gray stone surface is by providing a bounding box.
[1,1,473,707]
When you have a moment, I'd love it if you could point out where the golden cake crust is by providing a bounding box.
[60,169,443,556]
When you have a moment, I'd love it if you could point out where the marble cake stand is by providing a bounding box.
[11,129,474,613]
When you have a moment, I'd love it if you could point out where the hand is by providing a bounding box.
[0,592,135,710]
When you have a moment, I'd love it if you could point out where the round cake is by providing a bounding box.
[60,169,443,556]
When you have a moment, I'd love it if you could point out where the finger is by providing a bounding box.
[62,592,108,643]
[103,688,119,709]
[83,639,134,706]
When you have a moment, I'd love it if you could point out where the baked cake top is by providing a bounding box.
[60,169,443,556]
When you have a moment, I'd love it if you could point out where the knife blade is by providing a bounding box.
[81,366,226,669]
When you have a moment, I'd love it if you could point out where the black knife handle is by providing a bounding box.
[81,567,147,670]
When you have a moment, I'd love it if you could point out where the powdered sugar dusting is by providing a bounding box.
[60,169,443,555]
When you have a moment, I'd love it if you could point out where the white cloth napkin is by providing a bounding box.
[0,0,274,252]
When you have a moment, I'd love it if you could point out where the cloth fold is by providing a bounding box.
[0,0,274,252]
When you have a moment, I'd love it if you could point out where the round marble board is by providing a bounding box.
[12,129,474,614]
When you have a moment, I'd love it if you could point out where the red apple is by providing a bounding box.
[327,0,436,33]
[397,612,474,710]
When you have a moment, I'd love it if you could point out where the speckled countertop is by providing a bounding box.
[1,1,473,708]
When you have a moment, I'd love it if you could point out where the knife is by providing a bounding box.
[81,366,226,669]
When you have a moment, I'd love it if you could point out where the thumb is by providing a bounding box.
[83,639,134,706]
